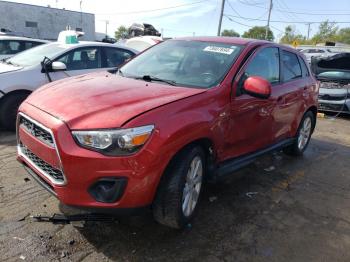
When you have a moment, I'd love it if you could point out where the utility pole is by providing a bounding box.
[265,0,273,40]
[217,0,225,36]
[105,20,109,36]
[306,22,312,40]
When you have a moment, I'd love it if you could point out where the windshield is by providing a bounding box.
[120,40,243,88]
[6,43,66,66]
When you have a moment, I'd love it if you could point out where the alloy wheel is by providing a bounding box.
[182,156,203,217]
[298,116,312,150]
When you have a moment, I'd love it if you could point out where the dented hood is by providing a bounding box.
[25,72,206,129]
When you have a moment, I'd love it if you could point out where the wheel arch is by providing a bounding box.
[306,105,317,132]
[0,89,32,104]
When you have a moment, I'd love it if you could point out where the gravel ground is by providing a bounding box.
[1,116,350,262]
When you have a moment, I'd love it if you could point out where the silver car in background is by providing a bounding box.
[0,36,48,60]
[0,41,138,130]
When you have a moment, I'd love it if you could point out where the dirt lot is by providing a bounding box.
[1,116,350,262]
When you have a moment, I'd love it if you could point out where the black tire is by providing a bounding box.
[152,145,205,229]
[284,111,315,156]
[0,92,30,131]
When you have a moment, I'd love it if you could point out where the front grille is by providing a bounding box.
[19,143,64,183]
[19,116,54,147]
[318,94,347,101]
[319,103,349,112]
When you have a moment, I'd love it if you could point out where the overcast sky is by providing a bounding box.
[3,0,350,40]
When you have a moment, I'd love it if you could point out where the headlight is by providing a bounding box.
[72,125,154,156]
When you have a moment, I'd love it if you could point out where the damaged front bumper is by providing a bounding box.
[318,81,350,113]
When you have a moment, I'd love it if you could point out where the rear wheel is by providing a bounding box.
[152,145,205,229]
[284,111,315,156]
[0,92,30,131]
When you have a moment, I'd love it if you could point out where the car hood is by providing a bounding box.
[0,62,23,74]
[311,53,350,84]
[25,72,206,129]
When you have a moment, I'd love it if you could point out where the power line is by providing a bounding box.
[237,0,350,16]
[224,15,255,28]
[96,0,209,15]
[224,14,350,24]
[239,0,350,12]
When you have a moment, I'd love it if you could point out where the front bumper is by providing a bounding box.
[318,87,350,113]
[17,103,167,209]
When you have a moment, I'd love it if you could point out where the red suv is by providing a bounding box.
[17,37,318,228]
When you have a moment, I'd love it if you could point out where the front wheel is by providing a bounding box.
[284,111,315,156]
[152,146,205,229]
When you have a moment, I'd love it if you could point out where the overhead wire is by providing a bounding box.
[96,0,209,15]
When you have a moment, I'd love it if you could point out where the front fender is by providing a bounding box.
[123,89,230,200]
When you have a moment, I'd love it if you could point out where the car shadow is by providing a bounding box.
[74,138,350,261]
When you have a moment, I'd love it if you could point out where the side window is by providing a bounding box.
[281,50,302,81]
[0,40,22,54]
[57,47,101,71]
[299,57,310,77]
[244,47,280,84]
[102,48,134,68]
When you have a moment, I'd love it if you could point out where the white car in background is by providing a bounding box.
[300,48,337,63]
[125,36,163,52]
[0,36,48,60]
[0,40,138,130]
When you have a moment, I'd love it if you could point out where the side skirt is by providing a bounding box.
[210,138,295,182]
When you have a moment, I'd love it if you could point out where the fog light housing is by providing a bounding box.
[88,178,127,203]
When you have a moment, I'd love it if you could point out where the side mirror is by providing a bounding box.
[243,76,271,99]
[51,61,67,71]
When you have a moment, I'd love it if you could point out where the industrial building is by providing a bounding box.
[0,1,95,40]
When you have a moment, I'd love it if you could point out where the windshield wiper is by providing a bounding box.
[135,75,177,86]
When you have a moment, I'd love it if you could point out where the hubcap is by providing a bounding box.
[182,156,203,217]
[298,117,312,150]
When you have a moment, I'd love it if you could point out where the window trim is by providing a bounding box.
[297,55,310,78]
[280,49,303,83]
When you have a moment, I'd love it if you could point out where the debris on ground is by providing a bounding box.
[246,192,259,198]
[23,177,30,182]
[68,239,75,245]
[264,166,275,172]
[60,251,70,258]
[17,213,30,222]
[209,196,218,202]
[13,236,25,241]
[19,255,26,260]
[317,112,325,118]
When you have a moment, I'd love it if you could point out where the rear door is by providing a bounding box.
[271,49,306,140]
[227,46,281,159]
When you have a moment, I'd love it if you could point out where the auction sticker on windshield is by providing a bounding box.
[203,46,235,55]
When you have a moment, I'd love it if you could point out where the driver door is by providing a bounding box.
[224,46,281,159]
